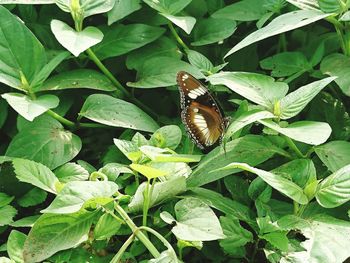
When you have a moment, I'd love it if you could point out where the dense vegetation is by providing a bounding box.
[1,0,350,262]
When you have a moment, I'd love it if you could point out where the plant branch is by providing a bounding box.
[283,136,306,158]
[46,110,75,128]
[114,202,160,258]
[168,22,189,51]
[110,233,135,263]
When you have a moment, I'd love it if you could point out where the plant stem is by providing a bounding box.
[114,202,160,258]
[250,239,260,263]
[110,233,135,263]
[46,110,76,128]
[293,201,299,215]
[168,22,189,51]
[143,179,151,226]
[284,136,305,158]
[283,69,307,84]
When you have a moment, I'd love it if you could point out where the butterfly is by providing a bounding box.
[177,71,226,151]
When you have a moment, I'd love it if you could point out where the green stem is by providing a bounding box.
[143,179,151,226]
[326,17,349,56]
[138,226,178,259]
[114,203,160,258]
[46,110,75,128]
[296,204,307,217]
[284,136,306,158]
[293,201,299,215]
[110,233,135,263]
[168,22,189,51]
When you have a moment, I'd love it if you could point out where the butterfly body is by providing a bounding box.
[177,71,225,150]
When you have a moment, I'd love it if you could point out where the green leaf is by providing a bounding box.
[278,215,350,263]
[225,10,330,58]
[160,197,225,241]
[79,94,159,132]
[55,0,114,18]
[187,135,278,187]
[186,50,214,72]
[223,110,275,143]
[7,230,26,263]
[149,250,179,263]
[130,163,168,179]
[219,215,253,255]
[149,125,182,149]
[12,159,60,194]
[42,181,118,213]
[261,231,289,251]
[10,215,40,228]
[318,0,342,13]
[0,99,8,129]
[127,57,204,88]
[286,0,320,10]
[143,0,192,14]
[93,213,122,240]
[0,205,17,226]
[161,14,196,34]
[217,162,309,205]
[320,53,350,96]
[212,0,269,21]
[191,18,236,46]
[107,0,141,25]
[17,188,47,207]
[340,10,350,21]
[23,210,97,262]
[185,187,254,227]
[0,192,14,207]
[316,164,350,208]
[126,36,181,71]
[39,69,116,92]
[54,162,89,183]
[93,24,165,60]
[279,77,336,119]
[113,138,140,162]
[208,72,288,109]
[6,117,82,170]
[1,93,59,121]
[0,5,46,89]
[51,20,103,57]
[128,176,186,213]
[315,141,350,172]
[259,119,332,145]
[30,51,70,91]
[260,52,310,77]
[149,162,192,179]
[140,146,202,163]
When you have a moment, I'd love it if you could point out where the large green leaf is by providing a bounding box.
[279,77,336,119]
[6,116,82,170]
[259,119,332,145]
[286,0,319,10]
[54,162,89,183]
[217,162,309,205]
[127,57,204,88]
[278,215,350,263]
[212,0,269,21]
[7,230,26,263]
[160,197,225,241]
[225,10,330,58]
[42,181,119,213]
[315,141,350,172]
[39,69,116,92]
[316,164,350,208]
[320,53,350,96]
[51,20,103,57]
[0,205,17,226]
[1,93,59,121]
[161,14,196,34]
[187,135,278,187]
[107,0,141,25]
[191,18,236,46]
[12,158,60,194]
[208,72,288,109]
[55,0,114,18]
[0,5,46,89]
[126,36,181,71]
[93,24,165,60]
[79,94,159,132]
[23,210,97,262]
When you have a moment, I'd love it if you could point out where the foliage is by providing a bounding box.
[1,0,350,262]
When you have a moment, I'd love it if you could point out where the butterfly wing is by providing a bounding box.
[177,71,224,150]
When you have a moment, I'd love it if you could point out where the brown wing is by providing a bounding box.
[182,101,224,149]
